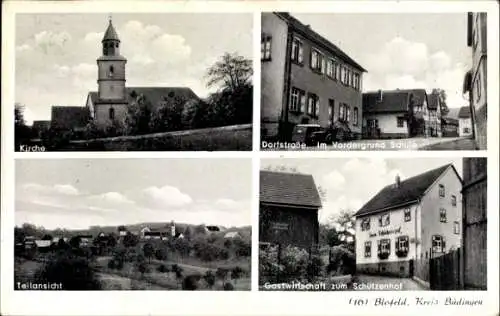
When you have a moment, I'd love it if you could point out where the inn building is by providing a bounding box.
[354,164,463,277]
[261,12,366,141]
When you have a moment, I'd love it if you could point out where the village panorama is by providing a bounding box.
[14,159,252,291]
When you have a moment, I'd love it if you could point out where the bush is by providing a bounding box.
[203,271,216,288]
[182,274,201,290]
[306,255,324,281]
[155,248,167,261]
[328,246,355,276]
[280,246,308,281]
[231,266,244,283]
[258,245,281,284]
[157,264,170,273]
[215,268,229,281]
[35,253,101,290]
[223,282,234,291]
[136,261,149,276]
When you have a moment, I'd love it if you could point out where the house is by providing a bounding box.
[85,19,199,130]
[224,231,241,239]
[441,117,459,137]
[363,90,412,139]
[354,164,463,277]
[463,12,487,150]
[461,158,487,289]
[457,106,472,137]
[426,91,443,137]
[50,106,90,137]
[77,235,93,247]
[31,120,51,139]
[23,236,36,249]
[261,12,366,141]
[259,170,322,249]
[143,231,168,240]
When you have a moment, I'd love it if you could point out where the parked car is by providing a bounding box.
[291,124,323,146]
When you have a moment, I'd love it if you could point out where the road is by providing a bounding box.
[353,274,427,291]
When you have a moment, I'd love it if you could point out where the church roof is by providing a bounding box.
[88,87,199,109]
[102,20,120,42]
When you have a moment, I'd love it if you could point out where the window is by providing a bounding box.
[108,108,115,120]
[451,195,457,207]
[310,49,324,73]
[432,235,445,253]
[332,60,338,79]
[353,107,359,126]
[326,59,334,78]
[440,208,447,223]
[378,213,390,227]
[463,127,470,133]
[404,208,411,222]
[339,103,350,122]
[360,218,370,231]
[396,236,409,257]
[454,221,460,235]
[307,93,319,117]
[377,239,391,257]
[261,34,272,61]
[368,119,378,128]
[335,63,341,81]
[289,87,305,112]
[342,66,348,85]
[439,184,445,197]
[364,241,372,258]
[291,38,304,64]
[328,99,335,126]
[397,117,405,128]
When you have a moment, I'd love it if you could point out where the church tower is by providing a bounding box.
[97,17,127,102]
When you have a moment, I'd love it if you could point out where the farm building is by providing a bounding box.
[259,170,322,249]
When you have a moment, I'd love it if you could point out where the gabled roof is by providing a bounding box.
[260,170,322,208]
[363,90,410,113]
[355,164,460,217]
[88,87,199,110]
[442,117,459,125]
[102,20,120,42]
[458,106,471,118]
[51,106,89,130]
[275,12,366,72]
[399,89,427,106]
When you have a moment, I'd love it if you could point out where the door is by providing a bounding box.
[409,259,414,277]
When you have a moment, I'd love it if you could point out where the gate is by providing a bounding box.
[429,249,462,290]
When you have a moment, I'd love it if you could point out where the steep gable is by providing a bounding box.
[363,90,410,113]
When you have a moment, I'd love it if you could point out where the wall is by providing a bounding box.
[420,166,463,260]
[95,103,128,128]
[355,204,419,266]
[63,124,252,151]
[471,13,487,150]
[363,113,408,138]
[259,203,318,249]
[287,33,363,137]
[462,158,487,289]
[261,13,288,140]
[459,118,473,137]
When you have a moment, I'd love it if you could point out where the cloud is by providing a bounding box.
[140,185,192,208]
[321,170,346,191]
[363,36,471,108]
[21,183,80,196]
[53,184,79,196]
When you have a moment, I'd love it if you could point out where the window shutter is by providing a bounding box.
[300,94,306,113]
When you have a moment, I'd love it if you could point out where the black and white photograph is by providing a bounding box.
[261,12,487,151]
[259,158,487,291]
[14,159,252,290]
[14,13,253,152]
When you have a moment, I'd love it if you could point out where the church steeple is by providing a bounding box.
[102,17,121,56]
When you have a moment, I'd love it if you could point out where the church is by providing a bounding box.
[51,18,199,132]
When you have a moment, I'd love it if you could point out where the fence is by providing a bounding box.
[429,248,463,290]
[59,124,252,151]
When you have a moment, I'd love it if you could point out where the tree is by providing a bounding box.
[149,95,188,133]
[155,248,167,261]
[123,232,139,248]
[35,253,101,290]
[231,266,244,284]
[203,271,216,289]
[206,53,252,92]
[432,88,450,117]
[143,242,155,263]
[182,274,202,290]
[215,268,229,283]
[69,236,81,249]
[125,93,152,135]
[117,225,127,234]
[15,103,32,149]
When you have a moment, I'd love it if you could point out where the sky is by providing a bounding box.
[292,13,471,113]
[15,13,253,124]
[15,159,252,229]
[261,158,463,224]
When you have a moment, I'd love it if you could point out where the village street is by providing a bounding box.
[353,275,427,291]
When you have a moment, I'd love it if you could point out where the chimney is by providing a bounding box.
[395,174,401,188]
[171,220,175,237]
[378,90,383,102]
